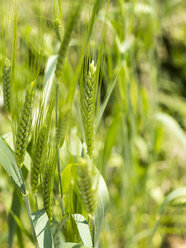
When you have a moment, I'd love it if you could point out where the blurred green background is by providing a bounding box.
[0,0,186,247]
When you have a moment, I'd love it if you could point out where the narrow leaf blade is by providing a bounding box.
[31,209,54,248]
[0,136,26,194]
[151,187,186,246]
[61,243,87,248]
[94,173,110,247]
[72,214,93,247]
[96,76,117,129]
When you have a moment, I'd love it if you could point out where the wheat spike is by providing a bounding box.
[56,112,68,147]
[42,161,55,226]
[55,1,82,79]
[54,17,63,41]
[80,60,97,158]
[77,158,97,216]
[2,58,11,113]
[15,81,36,168]
[31,127,46,192]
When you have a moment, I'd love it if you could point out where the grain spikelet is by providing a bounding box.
[80,60,97,158]
[77,158,97,216]
[2,58,11,113]
[31,126,47,192]
[55,1,82,78]
[42,156,55,226]
[54,17,63,41]
[15,81,36,167]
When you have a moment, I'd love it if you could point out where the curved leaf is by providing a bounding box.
[31,209,54,248]
[72,214,93,247]
[0,136,25,194]
[96,76,118,130]
[94,174,110,247]
[151,187,186,247]
[155,112,186,148]
[61,164,109,248]
[61,243,87,248]
[43,55,58,106]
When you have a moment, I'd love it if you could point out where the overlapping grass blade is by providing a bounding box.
[31,209,54,248]
[0,136,26,194]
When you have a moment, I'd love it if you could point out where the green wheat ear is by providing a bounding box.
[56,114,67,147]
[77,158,97,216]
[54,17,63,41]
[31,126,47,192]
[2,58,11,113]
[55,0,82,79]
[80,60,97,158]
[15,81,36,168]
[42,155,56,226]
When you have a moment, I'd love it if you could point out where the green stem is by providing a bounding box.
[88,215,95,247]
[34,194,38,211]
[55,83,65,216]
[57,148,65,216]
[24,193,38,248]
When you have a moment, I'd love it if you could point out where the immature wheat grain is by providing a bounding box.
[42,161,55,225]
[80,60,97,158]
[77,158,97,216]
[56,112,68,147]
[54,17,63,41]
[2,58,11,113]
[31,126,46,192]
[55,1,82,79]
[15,81,36,168]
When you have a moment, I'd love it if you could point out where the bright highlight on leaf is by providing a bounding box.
[0,136,26,194]
[31,209,54,248]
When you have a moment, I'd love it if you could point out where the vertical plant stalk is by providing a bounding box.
[24,193,38,248]
[55,83,65,216]
[11,2,17,85]
[2,58,11,113]
[57,149,65,216]
[15,81,36,168]
[80,60,97,158]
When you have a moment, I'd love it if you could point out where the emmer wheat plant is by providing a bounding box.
[15,81,36,168]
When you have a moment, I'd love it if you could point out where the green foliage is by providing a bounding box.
[0,0,186,247]
[31,208,54,248]
[0,136,26,194]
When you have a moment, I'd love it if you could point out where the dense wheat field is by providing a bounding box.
[0,0,186,247]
